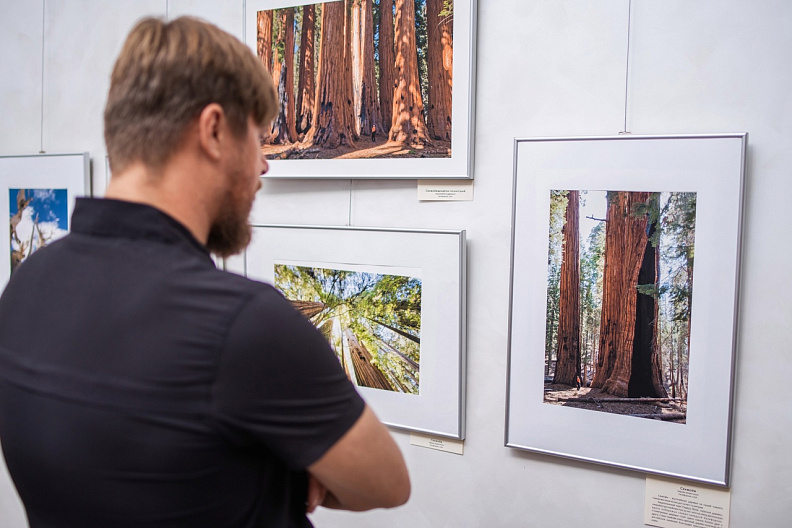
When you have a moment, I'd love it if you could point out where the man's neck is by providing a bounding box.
[105,157,216,245]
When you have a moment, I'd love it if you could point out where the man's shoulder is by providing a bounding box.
[191,266,294,316]
[199,266,280,298]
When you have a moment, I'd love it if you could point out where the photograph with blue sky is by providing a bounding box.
[275,263,421,394]
[9,188,68,275]
[543,190,696,423]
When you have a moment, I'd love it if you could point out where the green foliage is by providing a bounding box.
[658,192,697,323]
[631,192,662,247]
[439,0,454,19]
[545,190,568,366]
[272,10,285,64]
[579,210,605,375]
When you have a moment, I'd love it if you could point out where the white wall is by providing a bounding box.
[1,1,791,526]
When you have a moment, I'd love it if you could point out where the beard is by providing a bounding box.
[205,170,254,258]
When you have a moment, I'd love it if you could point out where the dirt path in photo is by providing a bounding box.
[544,384,687,423]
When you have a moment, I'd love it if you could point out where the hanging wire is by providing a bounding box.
[620,0,633,134]
[165,0,169,20]
[39,0,46,153]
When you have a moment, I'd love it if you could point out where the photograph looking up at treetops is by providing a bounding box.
[543,190,697,424]
[275,263,422,394]
[257,0,454,160]
[9,188,68,276]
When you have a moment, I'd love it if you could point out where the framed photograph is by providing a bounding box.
[0,153,90,289]
[244,0,476,179]
[506,134,747,486]
[246,224,467,439]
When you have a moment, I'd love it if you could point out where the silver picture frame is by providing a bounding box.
[244,0,477,179]
[505,134,747,486]
[246,224,467,439]
[0,152,90,290]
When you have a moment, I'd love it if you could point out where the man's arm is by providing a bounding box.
[308,405,410,511]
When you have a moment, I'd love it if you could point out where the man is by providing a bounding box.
[0,16,409,527]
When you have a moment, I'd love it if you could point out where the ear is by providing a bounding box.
[196,103,226,161]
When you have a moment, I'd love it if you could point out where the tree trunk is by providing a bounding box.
[363,315,419,343]
[288,300,325,320]
[389,0,431,146]
[425,0,452,141]
[378,0,395,135]
[256,10,273,73]
[357,0,381,139]
[296,5,316,135]
[303,1,357,148]
[269,13,286,141]
[345,328,392,391]
[553,191,581,386]
[256,10,274,142]
[377,337,420,371]
[271,13,284,99]
[274,9,298,144]
[628,196,668,398]
[591,192,650,397]
[343,0,358,140]
[350,1,363,133]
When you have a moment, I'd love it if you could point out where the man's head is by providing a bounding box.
[104,16,277,174]
[104,16,277,257]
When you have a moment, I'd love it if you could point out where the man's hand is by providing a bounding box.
[306,474,327,513]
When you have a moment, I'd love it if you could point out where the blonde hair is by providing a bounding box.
[104,16,278,173]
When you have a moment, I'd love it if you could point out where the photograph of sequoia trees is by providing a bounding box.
[256,0,453,159]
[9,188,68,275]
[543,190,696,424]
[275,263,422,394]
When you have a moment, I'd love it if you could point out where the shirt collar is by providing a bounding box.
[70,197,213,262]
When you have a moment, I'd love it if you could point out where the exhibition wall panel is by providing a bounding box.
[1,1,791,527]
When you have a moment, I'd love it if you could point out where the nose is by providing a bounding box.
[260,156,269,177]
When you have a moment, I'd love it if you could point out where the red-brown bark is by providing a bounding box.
[591,192,650,397]
[273,9,298,144]
[256,10,273,73]
[378,0,395,135]
[389,0,431,146]
[345,329,392,391]
[356,0,381,139]
[553,191,581,386]
[302,1,357,148]
[426,0,453,141]
[296,5,316,135]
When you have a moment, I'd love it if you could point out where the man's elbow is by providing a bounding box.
[347,464,410,511]
[385,468,411,508]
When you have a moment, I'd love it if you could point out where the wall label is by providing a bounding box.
[410,432,464,455]
[417,179,474,201]
[644,477,731,528]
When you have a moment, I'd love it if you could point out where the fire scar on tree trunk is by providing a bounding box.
[590,191,650,397]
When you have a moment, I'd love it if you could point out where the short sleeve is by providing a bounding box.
[212,285,365,469]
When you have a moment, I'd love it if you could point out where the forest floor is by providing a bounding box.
[544,383,687,424]
[262,136,452,160]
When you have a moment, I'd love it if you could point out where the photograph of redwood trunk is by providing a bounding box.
[256,0,454,161]
[274,263,421,394]
[543,190,696,423]
[508,135,745,484]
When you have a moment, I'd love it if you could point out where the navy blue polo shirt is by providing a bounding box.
[0,198,364,527]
